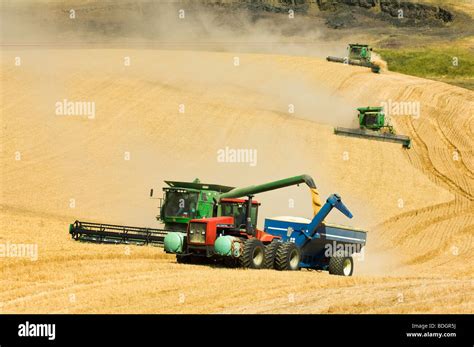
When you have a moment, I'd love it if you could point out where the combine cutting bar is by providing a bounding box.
[334,127,411,149]
[326,56,380,73]
[69,220,169,246]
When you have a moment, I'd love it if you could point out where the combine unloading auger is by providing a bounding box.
[216,174,321,234]
[217,174,316,200]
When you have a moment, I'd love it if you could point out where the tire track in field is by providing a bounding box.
[221,277,472,314]
[435,118,474,179]
[0,257,190,310]
[406,117,473,200]
[371,84,473,261]
[0,271,159,311]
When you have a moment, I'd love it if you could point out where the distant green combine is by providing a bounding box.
[327,43,381,73]
[334,106,411,149]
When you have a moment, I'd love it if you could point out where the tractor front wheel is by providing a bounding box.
[274,242,301,271]
[329,255,353,276]
[239,239,265,269]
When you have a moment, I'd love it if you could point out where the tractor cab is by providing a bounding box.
[218,198,260,230]
[180,197,262,257]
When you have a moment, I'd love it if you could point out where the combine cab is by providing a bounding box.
[327,43,381,73]
[335,106,411,149]
[157,179,234,231]
[358,106,390,131]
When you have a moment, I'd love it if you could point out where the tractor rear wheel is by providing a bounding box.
[274,242,301,271]
[329,255,353,276]
[239,239,265,269]
[264,240,280,269]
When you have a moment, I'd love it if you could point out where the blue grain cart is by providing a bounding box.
[264,194,367,276]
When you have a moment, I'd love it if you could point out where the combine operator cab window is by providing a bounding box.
[220,202,258,229]
[163,191,198,219]
[349,46,361,58]
[363,113,379,127]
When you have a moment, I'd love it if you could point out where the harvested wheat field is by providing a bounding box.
[1,48,472,314]
[1,1,473,314]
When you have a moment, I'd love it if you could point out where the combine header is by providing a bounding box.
[69,221,168,245]
[327,43,381,73]
[335,106,411,149]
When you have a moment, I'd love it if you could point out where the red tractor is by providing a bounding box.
[181,197,280,268]
[165,174,367,276]
[164,175,317,269]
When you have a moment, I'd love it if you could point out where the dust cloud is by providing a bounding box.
[1,1,357,129]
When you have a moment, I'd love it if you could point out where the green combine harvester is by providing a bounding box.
[334,106,411,149]
[154,179,234,231]
[327,44,381,73]
[69,179,235,245]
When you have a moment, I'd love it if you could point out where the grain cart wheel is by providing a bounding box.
[264,241,280,269]
[274,242,301,271]
[239,239,265,269]
[329,255,353,276]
